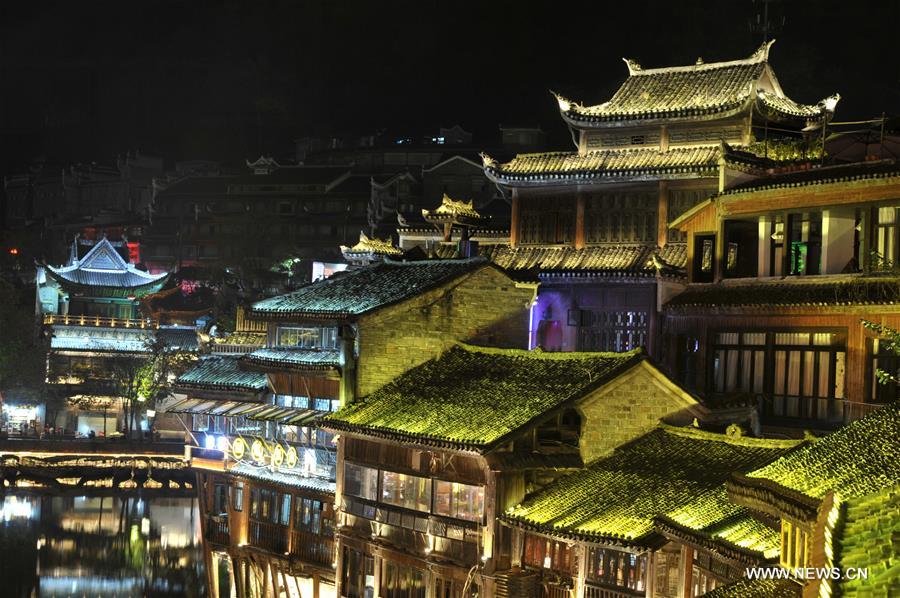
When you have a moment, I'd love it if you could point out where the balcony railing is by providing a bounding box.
[760,395,885,428]
[206,515,230,545]
[584,583,645,598]
[44,314,159,329]
[249,519,288,553]
[289,529,334,567]
[211,343,263,355]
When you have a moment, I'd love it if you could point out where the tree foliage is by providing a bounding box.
[862,319,900,386]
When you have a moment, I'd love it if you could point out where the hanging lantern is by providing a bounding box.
[285,446,298,469]
[251,439,266,464]
[231,437,247,460]
[272,445,285,468]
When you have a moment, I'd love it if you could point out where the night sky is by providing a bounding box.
[1,0,898,174]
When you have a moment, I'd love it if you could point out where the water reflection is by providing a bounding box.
[0,492,207,597]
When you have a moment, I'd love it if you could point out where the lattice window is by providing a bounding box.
[578,310,649,352]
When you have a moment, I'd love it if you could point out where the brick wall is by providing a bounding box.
[355,265,533,397]
[577,361,699,463]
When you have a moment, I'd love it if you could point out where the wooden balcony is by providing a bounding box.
[289,529,334,567]
[206,515,230,545]
[44,314,159,329]
[584,583,645,598]
[249,519,288,553]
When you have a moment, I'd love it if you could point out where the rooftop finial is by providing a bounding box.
[551,90,572,113]
[695,56,704,65]
[752,39,776,62]
[623,57,642,75]
[479,152,497,170]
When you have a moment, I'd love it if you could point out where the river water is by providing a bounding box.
[0,491,207,598]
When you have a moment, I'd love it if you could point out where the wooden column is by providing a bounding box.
[658,181,669,248]
[714,218,726,283]
[575,194,586,249]
[510,191,520,248]
[681,545,694,598]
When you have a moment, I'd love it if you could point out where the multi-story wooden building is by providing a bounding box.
[717,401,900,598]
[321,344,704,597]
[481,41,837,357]
[37,236,198,436]
[174,257,536,598]
[166,354,340,598]
[502,425,801,598]
[664,160,900,432]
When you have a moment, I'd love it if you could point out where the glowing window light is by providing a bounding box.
[204,435,216,450]
[215,436,229,452]
[1,496,36,520]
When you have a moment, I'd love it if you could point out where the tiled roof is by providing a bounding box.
[175,356,268,392]
[241,348,341,373]
[757,91,829,118]
[322,344,643,452]
[734,402,900,512]
[666,277,900,310]
[45,238,168,297]
[700,578,801,598]
[422,194,487,224]
[658,507,781,563]
[339,232,403,259]
[50,325,153,353]
[503,426,801,547]
[836,484,900,598]
[483,146,721,185]
[447,243,687,278]
[721,159,900,196]
[250,258,487,319]
[229,463,335,495]
[156,327,200,352]
[556,42,832,127]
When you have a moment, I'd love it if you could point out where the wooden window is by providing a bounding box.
[710,329,848,422]
[523,534,574,573]
[381,561,426,598]
[780,519,809,569]
[874,206,900,269]
[276,326,338,349]
[578,310,649,352]
[433,480,485,522]
[586,547,647,592]
[233,481,244,512]
[343,463,379,501]
[518,197,576,245]
[341,547,375,598]
[693,234,715,282]
[380,471,431,513]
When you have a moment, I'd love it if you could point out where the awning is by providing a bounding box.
[248,406,322,426]
[160,397,267,417]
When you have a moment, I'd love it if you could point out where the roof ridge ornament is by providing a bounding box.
[751,39,776,63]
[623,57,643,75]
[479,152,498,170]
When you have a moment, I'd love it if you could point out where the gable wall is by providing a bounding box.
[355,266,533,397]
[577,361,698,463]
